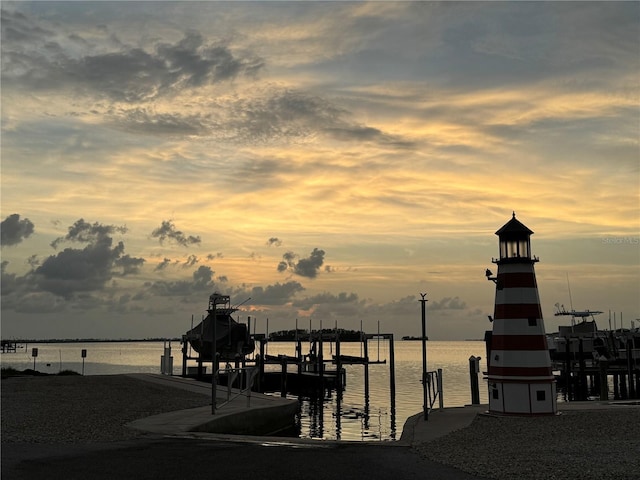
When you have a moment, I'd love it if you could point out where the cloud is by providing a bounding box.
[50,218,127,249]
[219,88,414,147]
[1,14,264,102]
[1,260,24,296]
[34,219,144,298]
[235,281,305,305]
[155,258,172,271]
[109,108,209,136]
[1,213,35,247]
[277,248,326,278]
[151,220,201,247]
[145,265,215,297]
[267,237,282,247]
[430,296,467,310]
[183,255,199,268]
[292,291,360,310]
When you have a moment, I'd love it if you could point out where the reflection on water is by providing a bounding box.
[264,340,486,441]
[293,381,397,441]
[1,340,488,441]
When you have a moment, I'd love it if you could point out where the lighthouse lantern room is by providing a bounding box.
[486,213,557,415]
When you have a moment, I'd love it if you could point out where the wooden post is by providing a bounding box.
[389,334,396,407]
[363,337,370,405]
[336,335,342,392]
[335,335,342,439]
[565,338,572,401]
[627,339,635,398]
[389,335,397,440]
[318,334,324,393]
[181,336,187,377]
[437,368,444,410]
[620,371,628,400]
[578,338,587,401]
[469,356,480,405]
[281,358,287,397]
[599,359,608,401]
[258,340,265,393]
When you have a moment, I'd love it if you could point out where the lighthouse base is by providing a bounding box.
[488,380,557,415]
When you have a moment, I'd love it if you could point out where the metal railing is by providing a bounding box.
[215,366,260,408]
[426,368,444,413]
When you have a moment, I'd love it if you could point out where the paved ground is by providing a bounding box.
[2,438,487,480]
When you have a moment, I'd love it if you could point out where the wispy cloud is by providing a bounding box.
[1,3,637,339]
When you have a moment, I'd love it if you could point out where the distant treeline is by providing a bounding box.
[268,329,364,342]
[0,338,182,344]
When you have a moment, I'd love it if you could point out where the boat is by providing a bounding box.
[184,293,255,361]
[547,305,640,367]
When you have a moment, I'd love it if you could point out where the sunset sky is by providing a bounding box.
[1,1,638,341]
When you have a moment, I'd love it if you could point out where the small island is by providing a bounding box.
[267,329,364,342]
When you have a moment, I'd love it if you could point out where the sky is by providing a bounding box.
[1,1,639,341]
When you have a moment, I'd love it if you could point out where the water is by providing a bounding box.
[1,340,488,441]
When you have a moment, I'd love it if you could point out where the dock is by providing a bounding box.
[180,327,397,405]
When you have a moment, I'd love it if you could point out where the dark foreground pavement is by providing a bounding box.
[2,436,486,480]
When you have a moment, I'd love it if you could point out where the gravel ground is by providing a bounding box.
[414,408,640,480]
[1,374,211,443]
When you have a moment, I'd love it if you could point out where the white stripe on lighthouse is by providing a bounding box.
[491,319,548,336]
[489,349,552,368]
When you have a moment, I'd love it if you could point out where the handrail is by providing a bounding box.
[215,366,260,408]
[426,368,444,412]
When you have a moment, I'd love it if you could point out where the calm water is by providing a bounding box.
[1,340,488,441]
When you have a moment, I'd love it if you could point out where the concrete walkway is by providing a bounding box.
[126,374,299,437]
[128,373,638,447]
[126,373,483,445]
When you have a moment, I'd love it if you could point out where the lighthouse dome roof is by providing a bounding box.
[495,212,534,236]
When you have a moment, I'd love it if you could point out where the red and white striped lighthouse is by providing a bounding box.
[486,213,557,415]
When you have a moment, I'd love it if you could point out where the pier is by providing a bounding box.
[1,340,23,354]
[550,331,640,402]
[181,325,397,402]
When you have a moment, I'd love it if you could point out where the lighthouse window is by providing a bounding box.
[536,390,546,401]
[528,317,537,327]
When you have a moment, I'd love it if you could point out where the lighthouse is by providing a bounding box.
[485,213,557,415]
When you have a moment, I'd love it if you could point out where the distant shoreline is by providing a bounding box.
[0,338,182,344]
[2,337,486,344]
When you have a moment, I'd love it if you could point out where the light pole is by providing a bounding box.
[419,293,428,421]
[211,304,217,414]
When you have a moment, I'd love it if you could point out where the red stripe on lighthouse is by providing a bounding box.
[494,304,542,319]
[497,272,538,288]
[491,335,549,350]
